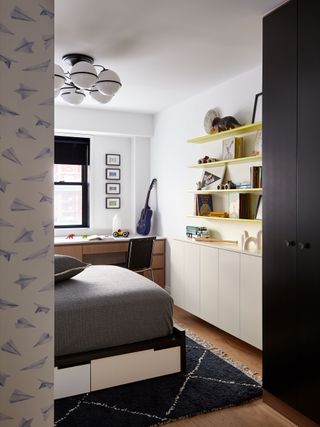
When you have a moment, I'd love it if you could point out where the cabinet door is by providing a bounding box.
[240,255,262,349]
[55,244,83,260]
[297,1,320,423]
[218,250,240,338]
[199,246,219,326]
[170,240,185,309]
[263,0,298,408]
[184,243,200,316]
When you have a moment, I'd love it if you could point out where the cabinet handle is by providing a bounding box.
[298,242,310,249]
[285,240,296,247]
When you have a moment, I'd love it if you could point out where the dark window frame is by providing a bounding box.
[54,136,90,229]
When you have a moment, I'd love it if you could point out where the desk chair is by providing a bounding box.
[126,236,156,281]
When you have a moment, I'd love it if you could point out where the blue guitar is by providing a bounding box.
[137,178,157,235]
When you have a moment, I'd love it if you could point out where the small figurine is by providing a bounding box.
[66,233,76,239]
[198,155,218,164]
[241,230,262,252]
[210,116,242,134]
[113,229,130,238]
[81,234,89,239]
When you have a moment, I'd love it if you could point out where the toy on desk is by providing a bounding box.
[217,181,236,190]
[81,234,89,239]
[66,233,76,239]
[113,229,130,238]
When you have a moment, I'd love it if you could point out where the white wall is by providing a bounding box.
[150,66,263,243]
[55,107,152,236]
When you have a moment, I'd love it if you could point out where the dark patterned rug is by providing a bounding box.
[54,335,262,426]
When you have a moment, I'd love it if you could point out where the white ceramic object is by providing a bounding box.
[70,61,98,89]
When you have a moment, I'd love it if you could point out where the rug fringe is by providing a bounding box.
[175,322,262,385]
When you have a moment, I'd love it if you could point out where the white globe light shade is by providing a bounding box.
[70,61,98,89]
[96,69,121,96]
[90,86,113,104]
[60,87,85,105]
[54,64,65,90]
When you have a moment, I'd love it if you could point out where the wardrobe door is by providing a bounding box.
[263,0,298,407]
[297,0,320,423]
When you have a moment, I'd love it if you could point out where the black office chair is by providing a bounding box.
[126,236,156,280]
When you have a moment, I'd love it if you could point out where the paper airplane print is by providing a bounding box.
[39,5,54,19]
[21,356,48,371]
[15,83,38,100]
[14,274,37,290]
[0,23,14,35]
[1,5,53,423]
[0,104,19,116]
[16,127,37,140]
[15,318,36,328]
[42,34,53,50]
[18,418,33,427]
[2,147,22,165]
[1,340,21,356]
[9,389,34,403]
[11,198,34,211]
[0,53,17,68]
[23,59,50,72]
[14,38,34,53]
[11,6,36,22]
[14,228,34,243]
[35,116,51,128]
[0,298,19,310]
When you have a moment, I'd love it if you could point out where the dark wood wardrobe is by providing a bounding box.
[263,0,320,425]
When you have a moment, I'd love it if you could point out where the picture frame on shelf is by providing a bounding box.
[106,183,120,194]
[106,168,120,180]
[255,195,263,220]
[106,154,121,166]
[106,197,121,209]
[252,130,262,156]
[251,92,262,123]
[200,165,226,190]
[222,137,242,160]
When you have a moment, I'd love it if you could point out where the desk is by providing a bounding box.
[54,237,166,288]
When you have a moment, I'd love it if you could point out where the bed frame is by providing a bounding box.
[54,326,186,399]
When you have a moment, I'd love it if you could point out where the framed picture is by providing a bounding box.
[106,154,121,166]
[106,197,121,209]
[106,182,120,194]
[201,165,226,190]
[251,92,263,123]
[255,195,263,220]
[222,137,242,160]
[106,168,120,180]
[253,130,262,155]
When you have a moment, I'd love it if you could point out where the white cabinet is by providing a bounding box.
[199,246,219,326]
[170,239,262,349]
[240,254,262,349]
[184,243,200,315]
[170,240,186,309]
[218,250,240,338]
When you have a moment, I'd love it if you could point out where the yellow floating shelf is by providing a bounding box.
[188,155,262,168]
[187,215,262,224]
[187,122,262,144]
[188,188,262,194]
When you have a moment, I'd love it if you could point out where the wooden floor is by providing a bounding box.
[171,306,296,427]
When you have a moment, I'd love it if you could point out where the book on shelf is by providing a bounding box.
[228,193,252,219]
[222,137,243,160]
[250,166,262,188]
[196,194,213,216]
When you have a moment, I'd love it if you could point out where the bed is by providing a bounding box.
[54,265,185,399]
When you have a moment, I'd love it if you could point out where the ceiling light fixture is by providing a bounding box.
[54,53,122,105]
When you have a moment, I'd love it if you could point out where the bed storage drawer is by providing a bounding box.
[91,346,181,390]
[54,364,90,399]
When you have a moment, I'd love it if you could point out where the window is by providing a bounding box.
[54,136,90,228]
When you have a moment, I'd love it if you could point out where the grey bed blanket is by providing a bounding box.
[55,265,173,357]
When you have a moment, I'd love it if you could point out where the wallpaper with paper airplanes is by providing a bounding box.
[0,1,54,426]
